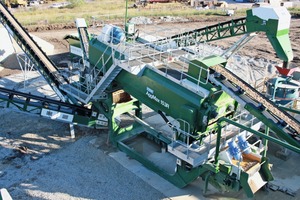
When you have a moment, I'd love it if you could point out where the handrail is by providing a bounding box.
[217,117,300,154]
[116,40,210,87]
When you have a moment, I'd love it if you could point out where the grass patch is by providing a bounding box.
[13,0,250,26]
[288,7,300,16]
[12,0,300,27]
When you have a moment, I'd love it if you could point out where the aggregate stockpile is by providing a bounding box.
[0,2,299,198]
[1,0,27,7]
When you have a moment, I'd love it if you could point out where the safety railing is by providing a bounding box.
[64,34,123,101]
[221,112,266,178]
[168,118,212,161]
[224,110,261,138]
[63,23,221,101]
[116,36,210,88]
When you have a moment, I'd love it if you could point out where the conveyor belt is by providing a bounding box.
[0,87,108,127]
[0,2,68,101]
[0,87,87,113]
[78,27,89,59]
[156,17,247,46]
[210,65,300,147]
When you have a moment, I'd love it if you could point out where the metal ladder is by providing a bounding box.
[60,46,122,104]
[84,63,121,103]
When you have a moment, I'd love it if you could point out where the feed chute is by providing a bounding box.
[246,6,293,65]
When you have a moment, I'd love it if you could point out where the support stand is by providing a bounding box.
[69,123,75,139]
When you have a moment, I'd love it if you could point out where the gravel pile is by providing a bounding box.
[158,16,189,23]
[194,43,279,84]
[129,16,153,25]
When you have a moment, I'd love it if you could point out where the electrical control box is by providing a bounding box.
[125,23,135,36]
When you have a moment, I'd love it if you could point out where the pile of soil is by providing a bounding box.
[0,54,24,78]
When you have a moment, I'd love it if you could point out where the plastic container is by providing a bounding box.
[237,135,251,154]
[228,141,242,161]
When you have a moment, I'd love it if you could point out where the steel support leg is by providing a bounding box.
[69,123,75,139]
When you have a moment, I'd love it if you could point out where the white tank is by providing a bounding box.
[97,24,125,44]
[97,24,113,43]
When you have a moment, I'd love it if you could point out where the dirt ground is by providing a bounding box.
[0,13,300,200]
[28,16,300,68]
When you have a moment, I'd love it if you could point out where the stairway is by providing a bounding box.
[85,64,122,103]
[60,63,122,104]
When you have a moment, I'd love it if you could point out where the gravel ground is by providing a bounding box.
[0,70,166,199]
[0,132,166,200]
[1,9,300,200]
[0,54,299,200]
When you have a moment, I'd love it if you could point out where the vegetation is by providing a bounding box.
[13,0,125,25]
[288,7,300,16]
[12,0,300,27]
[12,0,247,26]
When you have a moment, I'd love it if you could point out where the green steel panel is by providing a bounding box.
[246,10,293,62]
[89,38,125,70]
